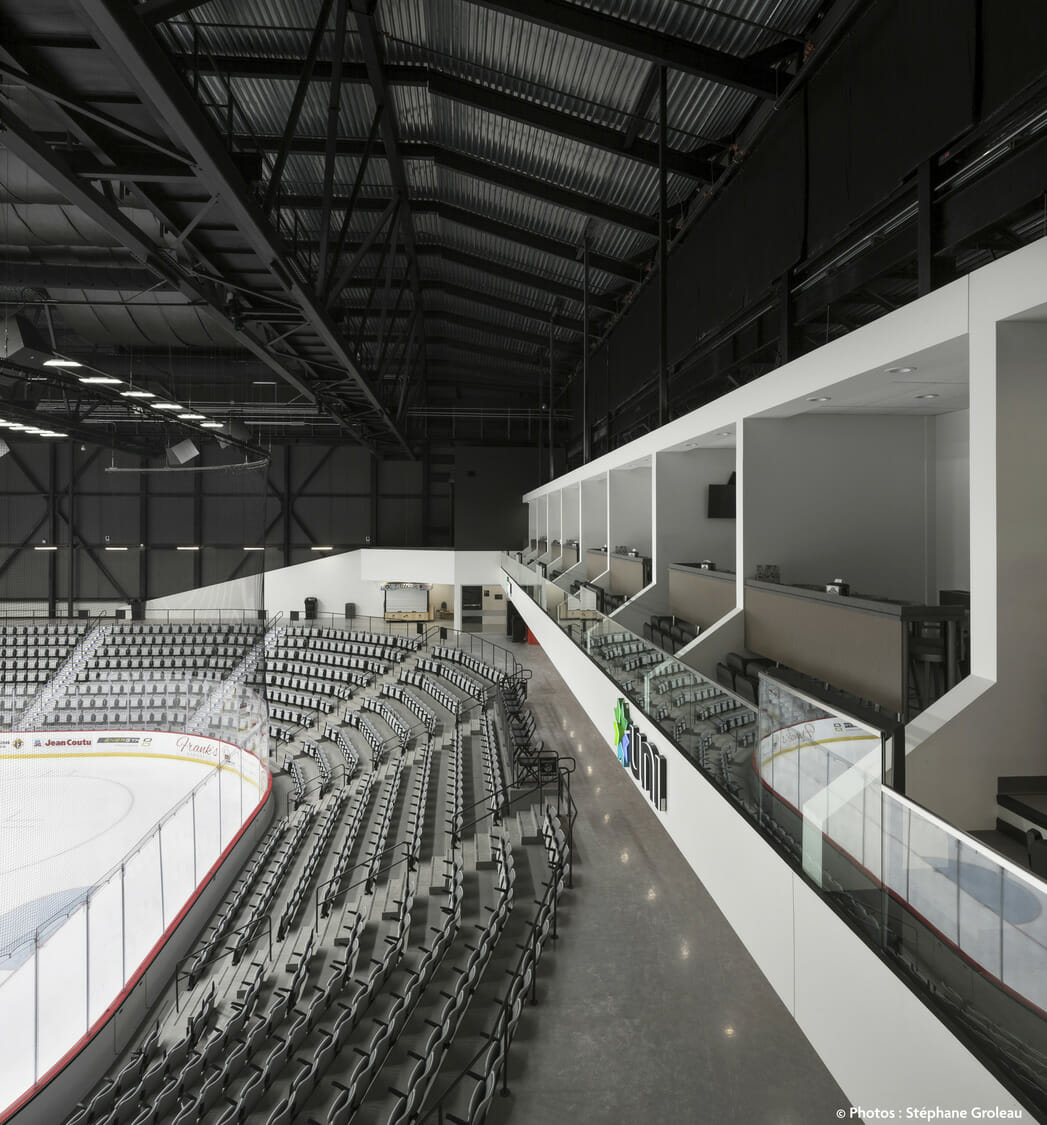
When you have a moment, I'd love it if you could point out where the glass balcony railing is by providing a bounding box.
[502,550,1047,1116]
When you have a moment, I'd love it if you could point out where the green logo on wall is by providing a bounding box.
[613,698,630,765]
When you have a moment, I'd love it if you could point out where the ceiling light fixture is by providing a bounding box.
[243,546,265,551]
[200,421,224,429]
[885,366,916,374]
[153,403,183,411]
[178,413,206,420]
[807,396,831,402]
[176,545,200,551]
[121,390,155,399]
[34,545,58,551]
[104,546,129,551]
[43,358,82,368]
[79,376,122,385]
[914,393,940,399]
[310,545,334,552]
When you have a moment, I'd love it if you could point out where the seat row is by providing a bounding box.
[268,671,351,701]
[269,686,334,715]
[621,650,665,673]
[280,634,405,664]
[287,625,417,651]
[379,682,437,735]
[343,709,387,762]
[320,775,376,921]
[231,809,315,965]
[271,704,314,730]
[642,614,699,653]
[418,657,489,705]
[323,723,360,778]
[0,622,86,638]
[430,644,510,686]
[367,758,406,888]
[274,639,398,670]
[266,658,371,689]
[278,791,349,940]
[479,712,507,820]
[399,668,463,720]
[184,822,287,988]
[301,738,334,788]
[361,697,412,750]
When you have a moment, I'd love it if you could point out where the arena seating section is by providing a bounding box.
[4,618,572,1125]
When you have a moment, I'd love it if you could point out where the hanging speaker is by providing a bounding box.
[167,438,199,465]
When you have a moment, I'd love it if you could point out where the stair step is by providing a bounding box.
[520,806,542,844]
[474,830,498,870]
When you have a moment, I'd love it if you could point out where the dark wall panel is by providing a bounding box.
[454,446,537,548]
[379,459,422,492]
[806,0,976,254]
[669,96,805,357]
[378,498,423,546]
[982,0,1047,116]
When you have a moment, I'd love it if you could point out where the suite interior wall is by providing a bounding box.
[907,323,1047,828]
[654,449,736,592]
[743,415,932,603]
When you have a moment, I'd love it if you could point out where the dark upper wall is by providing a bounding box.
[0,437,509,605]
[569,0,1047,455]
[453,446,542,549]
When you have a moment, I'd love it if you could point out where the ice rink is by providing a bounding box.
[0,751,219,974]
[758,717,1047,1014]
[0,736,265,1113]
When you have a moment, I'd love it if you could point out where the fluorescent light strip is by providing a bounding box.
[104,546,129,551]
[178,413,206,420]
[79,376,122,385]
[121,390,155,399]
[243,546,265,551]
[176,545,200,551]
[34,545,58,551]
[43,358,82,368]
[153,403,183,411]
[310,545,334,552]
[201,421,224,429]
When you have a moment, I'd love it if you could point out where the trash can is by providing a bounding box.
[305,596,318,620]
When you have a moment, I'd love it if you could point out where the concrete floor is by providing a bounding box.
[489,638,850,1125]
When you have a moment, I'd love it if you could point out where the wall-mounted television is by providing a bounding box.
[707,483,736,519]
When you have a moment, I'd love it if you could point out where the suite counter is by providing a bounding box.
[585,548,607,580]
[743,579,909,712]
[669,564,737,630]
[609,552,652,596]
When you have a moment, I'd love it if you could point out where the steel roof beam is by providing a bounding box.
[137,0,211,21]
[179,55,718,177]
[463,0,783,97]
[201,178,644,282]
[73,0,413,456]
[349,0,430,414]
[253,134,659,235]
[0,99,375,451]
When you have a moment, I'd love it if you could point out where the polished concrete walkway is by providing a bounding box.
[489,639,849,1125]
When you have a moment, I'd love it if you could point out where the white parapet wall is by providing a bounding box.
[506,578,1025,1116]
